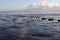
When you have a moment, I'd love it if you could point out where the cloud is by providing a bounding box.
[23,0,60,14]
[30,3,37,8]
[30,0,60,8]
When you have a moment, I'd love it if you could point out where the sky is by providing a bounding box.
[0,0,40,11]
[0,0,60,11]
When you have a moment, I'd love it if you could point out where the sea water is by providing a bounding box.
[0,12,60,40]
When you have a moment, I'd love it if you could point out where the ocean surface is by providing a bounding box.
[0,12,60,40]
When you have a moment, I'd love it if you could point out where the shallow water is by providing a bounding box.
[0,14,60,40]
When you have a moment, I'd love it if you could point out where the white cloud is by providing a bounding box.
[30,0,60,8]
[32,3,37,7]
